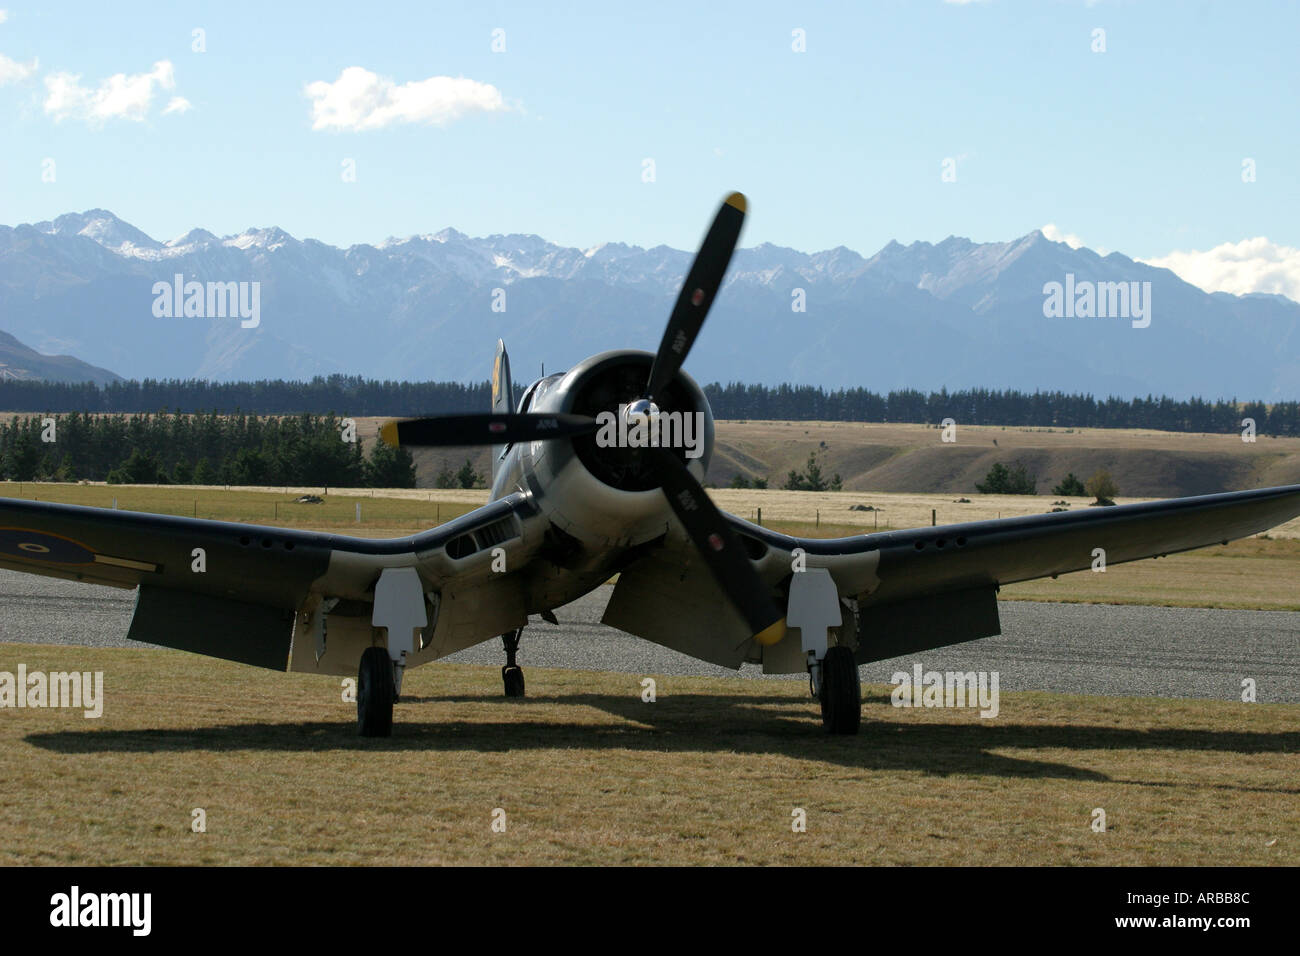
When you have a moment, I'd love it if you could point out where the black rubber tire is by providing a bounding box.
[503,666,526,698]
[819,645,861,735]
[357,646,395,737]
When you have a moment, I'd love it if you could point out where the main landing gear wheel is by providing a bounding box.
[819,645,861,735]
[501,628,525,697]
[357,646,395,737]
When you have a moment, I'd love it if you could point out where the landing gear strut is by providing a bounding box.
[789,566,861,735]
[501,628,525,697]
[363,566,424,737]
[357,646,395,737]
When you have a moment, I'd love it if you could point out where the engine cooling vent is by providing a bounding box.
[445,516,518,560]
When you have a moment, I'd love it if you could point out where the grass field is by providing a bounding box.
[3,481,1298,610]
[338,417,1300,498]
[709,419,1300,497]
[8,413,1298,499]
[332,417,1300,499]
[0,481,484,537]
[999,536,1300,610]
[0,643,1294,866]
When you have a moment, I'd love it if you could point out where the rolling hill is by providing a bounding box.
[0,330,121,386]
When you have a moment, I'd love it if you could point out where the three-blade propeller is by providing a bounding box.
[381,192,785,646]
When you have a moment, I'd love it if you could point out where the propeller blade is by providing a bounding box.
[644,191,746,402]
[645,448,786,646]
[379,413,599,448]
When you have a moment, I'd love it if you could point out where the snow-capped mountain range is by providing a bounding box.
[2,208,1298,398]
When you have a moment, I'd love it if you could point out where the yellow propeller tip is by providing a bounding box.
[379,421,400,447]
[754,617,786,646]
[724,192,747,213]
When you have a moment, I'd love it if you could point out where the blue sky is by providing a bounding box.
[2,0,1298,293]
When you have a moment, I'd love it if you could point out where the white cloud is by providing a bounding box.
[0,11,37,85]
[304,66,509,131]
[43,59,184,123]
[0,51,35,83]
[162,95,192,114]
[1041,223,1085,249]
[1140,238,1300,302]
[1040,223,1111,256]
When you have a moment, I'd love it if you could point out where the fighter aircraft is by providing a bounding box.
[2,192,1299,736]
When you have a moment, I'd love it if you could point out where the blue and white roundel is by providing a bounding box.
[0,528,95,564]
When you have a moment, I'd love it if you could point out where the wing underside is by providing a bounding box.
[606,485,1300,672]
[738,484,1300,666]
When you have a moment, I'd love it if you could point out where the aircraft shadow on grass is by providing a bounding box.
[23,689,1300,792]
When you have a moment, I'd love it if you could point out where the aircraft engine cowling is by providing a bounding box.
[520,349,714,548]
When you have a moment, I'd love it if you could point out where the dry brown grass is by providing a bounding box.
[714,486,1300,539]
[711,419,1300,497]
[1,643,1295,866]
[1000,537,1300,610]
[10,413,1298,498]
[0,481,482,538]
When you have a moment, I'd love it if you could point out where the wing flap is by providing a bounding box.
[855,585,1001,663]
[129,585,296,670]
[602,547,752,669]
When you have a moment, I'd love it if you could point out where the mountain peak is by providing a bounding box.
[224,225,295,251]
[1016,229,1064,252]
[583,241,642,260]
[166,228,218,248]
[39,209,162,252]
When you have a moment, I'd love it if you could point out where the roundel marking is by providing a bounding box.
[0,528,96,564]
